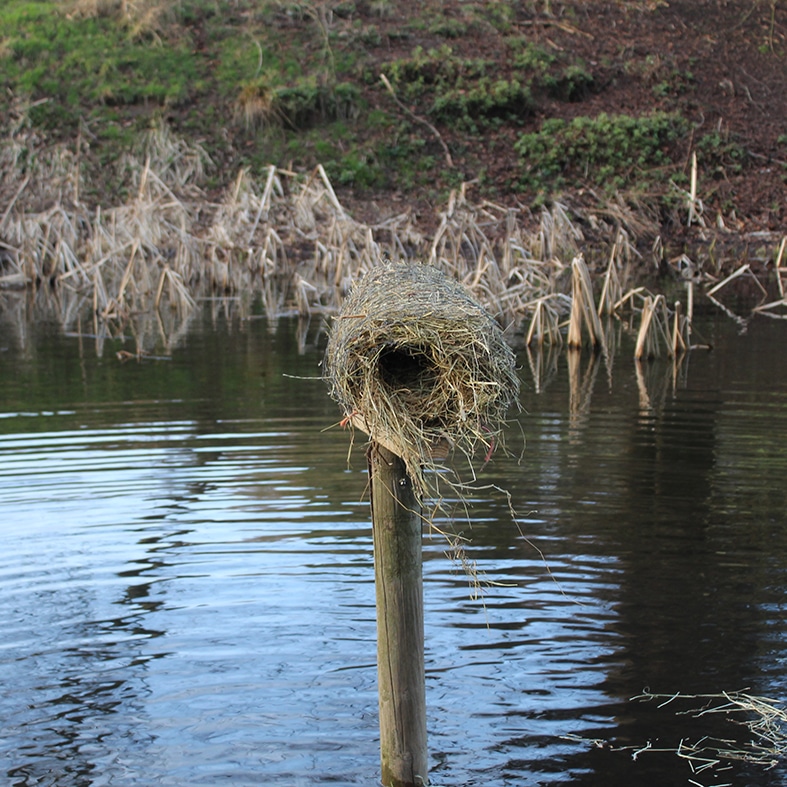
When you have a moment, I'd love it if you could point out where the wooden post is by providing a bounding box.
[368,441,428,787]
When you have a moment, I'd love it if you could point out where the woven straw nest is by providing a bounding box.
[324,261,520,497]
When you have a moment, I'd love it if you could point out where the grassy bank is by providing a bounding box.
[1,0,786,344]
[2,1,784,214]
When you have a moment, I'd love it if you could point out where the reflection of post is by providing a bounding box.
[368,442,428,787]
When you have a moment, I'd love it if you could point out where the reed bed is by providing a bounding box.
[0,126,626,348]
[2,127,781,356]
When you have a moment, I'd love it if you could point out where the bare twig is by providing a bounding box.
[379,73,454,168]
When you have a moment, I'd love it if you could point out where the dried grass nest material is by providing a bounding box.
[324,261,520,495]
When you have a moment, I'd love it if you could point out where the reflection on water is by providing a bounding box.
[1,309,786,786]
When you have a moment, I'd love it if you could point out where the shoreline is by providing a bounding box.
[1,154,785,347]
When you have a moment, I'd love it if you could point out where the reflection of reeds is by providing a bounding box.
[567,348,601,423]
[525,342,561,394]
[634,295,664,359]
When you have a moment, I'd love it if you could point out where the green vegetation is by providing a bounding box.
[0,0,381,190]
[695,131,748,177]
[509,39,594,101]
[380,40,592,130]
[381,45,492,102]
[431,78,532,129]
[515,112,690,191]
[623,53,695,99]
[0,0,778,224]
[0,1,197,128]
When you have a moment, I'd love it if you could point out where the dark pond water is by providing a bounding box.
[1,304,786,787]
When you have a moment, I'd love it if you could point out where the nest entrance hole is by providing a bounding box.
[377,345,438,394]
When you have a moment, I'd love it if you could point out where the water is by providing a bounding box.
[1,306,786,786]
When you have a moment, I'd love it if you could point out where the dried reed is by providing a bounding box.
[1,128,583,345]
[1,123,711,356]
[567,254,606,351]
[752,236,787,320]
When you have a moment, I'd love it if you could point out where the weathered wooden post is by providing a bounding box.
[324,260,519,787]
[368,442,427,786]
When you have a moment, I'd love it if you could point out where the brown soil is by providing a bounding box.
[333,1,786,252]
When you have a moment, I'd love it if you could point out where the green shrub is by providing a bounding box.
[511,41,594,101]
[382,45,490,101]
[695,131,747,176]
[428,17,468,38]
[515,111,689,190]
[278,81,360,128]
[511,41,556,74]
[431,78,533,128]
[327,149,384,188]
[552,63,594,101]
[376,136,436,190]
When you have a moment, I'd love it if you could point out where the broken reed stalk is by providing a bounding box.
[526,299,547,348]
[672,300,687,354]
[525,295,567,348]
[775,236,786,300]
[706,263,753,297]
[567,254,605,351]
[597,244,623,317]
[687,150,699,227]
[634,295,656,360]
[751,237,787,319]
[634,294,671,359]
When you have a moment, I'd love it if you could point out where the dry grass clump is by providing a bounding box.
[566,689,787,780]
[323,261,520,498]
[633,689,787,772]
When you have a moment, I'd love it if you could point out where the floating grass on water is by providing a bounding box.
[633,689,787,771]
[564,689,787,778]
